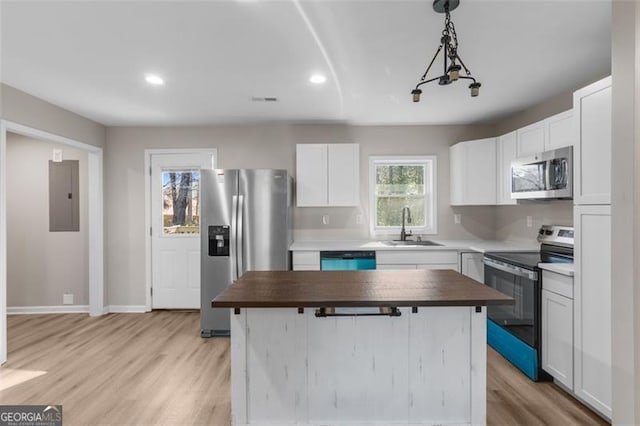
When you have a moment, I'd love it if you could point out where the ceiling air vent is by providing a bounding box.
[251,97,278,102]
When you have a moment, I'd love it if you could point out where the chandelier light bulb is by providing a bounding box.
[469,82,481,97]
[411,89,422,102]
[449,65,461,81]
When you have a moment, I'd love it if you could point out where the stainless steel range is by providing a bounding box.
[483,225,574,381]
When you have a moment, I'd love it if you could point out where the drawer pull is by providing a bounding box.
[315,307,401,318]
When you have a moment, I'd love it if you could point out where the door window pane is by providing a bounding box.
[162,171,200,234]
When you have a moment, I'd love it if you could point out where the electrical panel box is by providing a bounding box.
[49,160,79,232]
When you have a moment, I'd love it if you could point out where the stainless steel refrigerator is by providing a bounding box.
[200,169,292,337]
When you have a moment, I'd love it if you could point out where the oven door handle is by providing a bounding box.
[483,258,538,281]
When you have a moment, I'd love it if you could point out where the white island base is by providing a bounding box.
[229,306,487,426]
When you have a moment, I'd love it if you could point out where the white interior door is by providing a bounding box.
[151,152,214,309]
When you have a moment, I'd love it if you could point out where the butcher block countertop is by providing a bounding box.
[211,270,513,308]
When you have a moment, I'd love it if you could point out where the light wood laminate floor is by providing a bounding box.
[1,312,608,425]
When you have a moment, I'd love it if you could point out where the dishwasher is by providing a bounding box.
[319,251,376,271]
[318,251,389,317]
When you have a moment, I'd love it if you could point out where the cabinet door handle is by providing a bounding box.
[315,307,401,318]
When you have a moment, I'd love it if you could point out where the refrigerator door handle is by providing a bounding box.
[230,195,238,282]
[237,195,245,277]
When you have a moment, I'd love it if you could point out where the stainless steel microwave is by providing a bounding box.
[511,146,573,200]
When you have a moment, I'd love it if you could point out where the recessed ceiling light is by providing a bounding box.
[251,97,279,102]
[145,74,165,86]
[309,74,327,84]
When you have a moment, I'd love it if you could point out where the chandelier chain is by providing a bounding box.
[443,10,458,60]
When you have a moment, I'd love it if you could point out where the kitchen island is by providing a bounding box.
[212,270,512,426]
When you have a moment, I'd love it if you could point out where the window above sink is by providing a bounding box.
[369,155,438,236]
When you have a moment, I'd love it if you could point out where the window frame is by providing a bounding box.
[369,155,438,236]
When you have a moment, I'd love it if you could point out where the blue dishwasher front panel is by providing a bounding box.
[319,251,376,271]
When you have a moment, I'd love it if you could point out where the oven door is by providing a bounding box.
[483,257,539,348]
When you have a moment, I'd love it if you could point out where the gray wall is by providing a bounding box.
[7,133,88,307]
[1,85,106,309]
[105,123,497,305]
[494,90,574,136]
[611,1,638,423]
[1,84,106,149]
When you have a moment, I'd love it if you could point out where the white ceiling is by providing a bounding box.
[0,0,611,126]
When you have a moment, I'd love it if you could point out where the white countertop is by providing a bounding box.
[538,262,575,277]
[289,239,539,253]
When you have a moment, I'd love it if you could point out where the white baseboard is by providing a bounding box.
[7,305,90,315]
[9,305,156,315]
[107,305,147,313]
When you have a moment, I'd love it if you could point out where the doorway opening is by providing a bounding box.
[0,121,104,364]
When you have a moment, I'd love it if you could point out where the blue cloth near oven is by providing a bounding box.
[487,319,539,381]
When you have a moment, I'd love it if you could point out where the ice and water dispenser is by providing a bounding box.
[208,225,230,256]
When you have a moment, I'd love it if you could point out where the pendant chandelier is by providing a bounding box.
[411,0,481,102]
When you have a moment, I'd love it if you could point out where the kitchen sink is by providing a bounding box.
[380,240,442,246]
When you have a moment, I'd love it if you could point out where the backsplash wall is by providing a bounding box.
[494,201,574,242]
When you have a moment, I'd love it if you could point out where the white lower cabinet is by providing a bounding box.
[293,250,460,272]
[292,251,320,271]
[416,263,459,271]
[541,278,573,390]
[376,250,459,272]
[573,205,611,419]
[376,264,416,270]
[231,306,486,425]
[460,252,484,283]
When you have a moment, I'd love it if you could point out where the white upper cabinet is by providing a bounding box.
[516,121,546,158]
[450,138,497,206]
[296,143,359,207]
[496,131,517,205]
[573,77,612,205]
[449,143,465,206]
[516,109,574,158]
[546,110,574,151]
[296,144,328,206]
[327,143,360,206]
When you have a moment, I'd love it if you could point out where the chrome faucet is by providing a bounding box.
[400,206,412,241]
